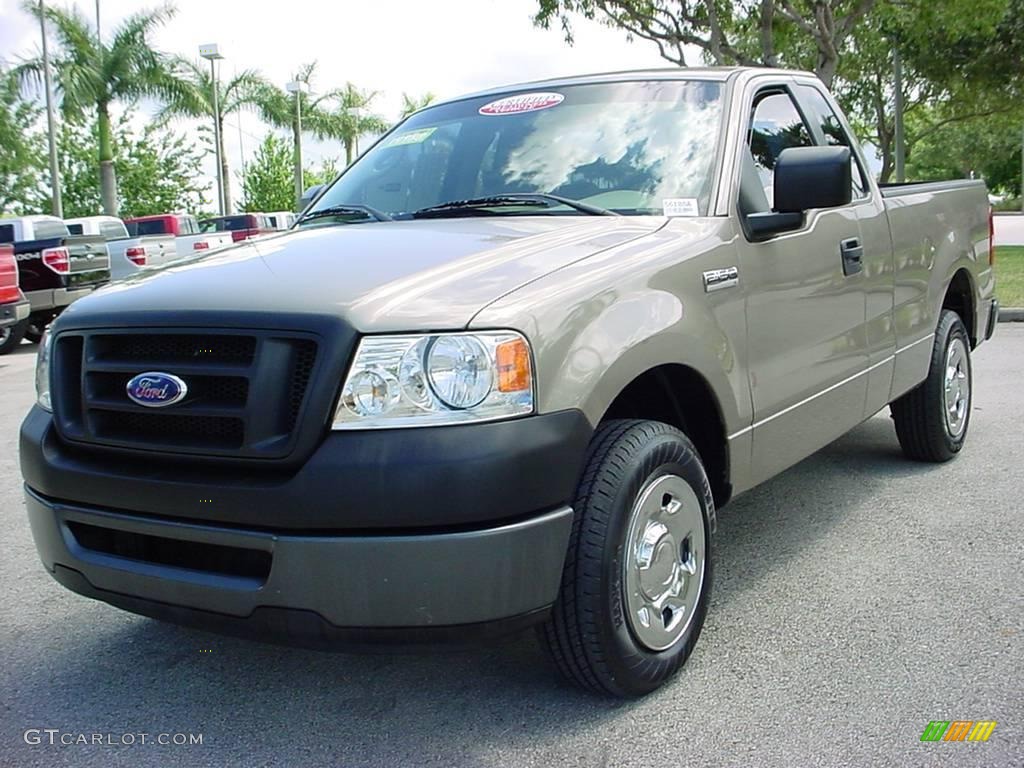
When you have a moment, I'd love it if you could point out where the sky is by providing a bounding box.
[0,0,678,211]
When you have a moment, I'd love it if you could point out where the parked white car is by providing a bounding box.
[65,215,176,280]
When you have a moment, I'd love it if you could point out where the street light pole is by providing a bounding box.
[39,0,62,217]
[286,80,306,210]
[199,44,225,215]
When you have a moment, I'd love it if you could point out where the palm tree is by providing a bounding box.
[255,62,341,170]
[400,91,436,119]
[159,58,269,212]
[325,83,389,165]
[19,2,183,215]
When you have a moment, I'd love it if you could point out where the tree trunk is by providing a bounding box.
[97,104,118,215]
[344,138,354,167]
[292,116,303,209]
[218,115,232,213]
[815,53,839,89]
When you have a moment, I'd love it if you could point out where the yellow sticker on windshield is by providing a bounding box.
[382,127,437,148]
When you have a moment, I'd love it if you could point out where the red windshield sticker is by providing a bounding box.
[479,92,564,116]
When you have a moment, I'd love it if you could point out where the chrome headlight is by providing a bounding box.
[35,329,53,411]
[332,331,534,429]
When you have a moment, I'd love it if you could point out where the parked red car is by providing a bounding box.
[0,243,31,353]
[199,214,275,243]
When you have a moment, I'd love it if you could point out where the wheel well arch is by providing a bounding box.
[943,268,976,346]
[600,363,731,508]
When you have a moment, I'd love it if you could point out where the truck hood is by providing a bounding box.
[62,217,664,331]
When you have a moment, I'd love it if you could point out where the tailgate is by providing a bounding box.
[66,235,111,288]
[143,234,177,262]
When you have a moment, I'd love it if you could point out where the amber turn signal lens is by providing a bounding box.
[496,338,531,392]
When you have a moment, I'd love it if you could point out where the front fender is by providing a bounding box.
[471,218,753,488]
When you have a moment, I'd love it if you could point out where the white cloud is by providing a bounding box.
[2,0,677,211]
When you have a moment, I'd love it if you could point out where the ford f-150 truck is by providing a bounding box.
[124,214,234,258]
[65,215,177,280]
[198,213,275,242]
[0,215,110,354]
[20,69,997,697]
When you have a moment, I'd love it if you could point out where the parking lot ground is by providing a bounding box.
[1,329,1022,768]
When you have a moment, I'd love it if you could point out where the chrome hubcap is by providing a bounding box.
[0,326,9,346]
[943,338,970,439]
[623,474,705,652]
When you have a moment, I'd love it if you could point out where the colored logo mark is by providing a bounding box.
[920,721,997,742]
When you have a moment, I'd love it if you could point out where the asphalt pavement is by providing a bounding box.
[1,330,1021,768]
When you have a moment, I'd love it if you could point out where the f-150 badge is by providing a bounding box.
[703,267,739,293]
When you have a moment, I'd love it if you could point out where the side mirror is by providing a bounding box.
[297,184,325,213]
[746,146,852,238]
[774,146,852,212]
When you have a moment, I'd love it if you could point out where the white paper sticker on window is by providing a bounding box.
[662,198,700,217]
[381,127,437,148]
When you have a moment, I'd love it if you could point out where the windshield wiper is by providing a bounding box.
[410,193,616,219]
[298,204,392,224]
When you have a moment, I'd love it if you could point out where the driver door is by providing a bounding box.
[736,86,869,483]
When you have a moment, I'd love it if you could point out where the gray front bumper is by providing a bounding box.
[25,487,572,631]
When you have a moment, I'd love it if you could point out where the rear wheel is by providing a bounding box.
[23,312,55,344]
[0,319,29,355]
[539,419,714,697]
[891,309,972,462]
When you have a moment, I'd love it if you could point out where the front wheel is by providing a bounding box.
[539,419,715,697]
[0,319,28,355]
[891,309,972,462]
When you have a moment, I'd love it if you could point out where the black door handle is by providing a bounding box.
[840,237,864,276]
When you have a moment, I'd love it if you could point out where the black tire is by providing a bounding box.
[539,419,715,697]
[23,323,44,344]
[0,319,28,355]
[891,309,972,462]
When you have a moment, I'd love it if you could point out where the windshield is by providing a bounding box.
[303,80,724,221]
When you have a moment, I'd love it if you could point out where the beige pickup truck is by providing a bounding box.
[21,68,996,698]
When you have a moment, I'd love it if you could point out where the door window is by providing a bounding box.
[797,85,868,198]
[747,92,813,208]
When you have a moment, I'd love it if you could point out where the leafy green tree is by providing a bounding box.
[304,157,341,189]
[532,0,1019,183]
[532,0,877,87]
[18,2,183,215]
[837,0,1017,181]
[57,111,210,218]
[400,91,436,119]
[906,108,1024,195]
[0,68,47,214]
[159,58,270,212]
[240,134,294,212]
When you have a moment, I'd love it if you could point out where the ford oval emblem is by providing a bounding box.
[126,372,188,408]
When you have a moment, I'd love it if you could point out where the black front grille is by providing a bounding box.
[67,521,271,582]
[52,329,320,459]
[94,334,256,365]
[91,411,245,448]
